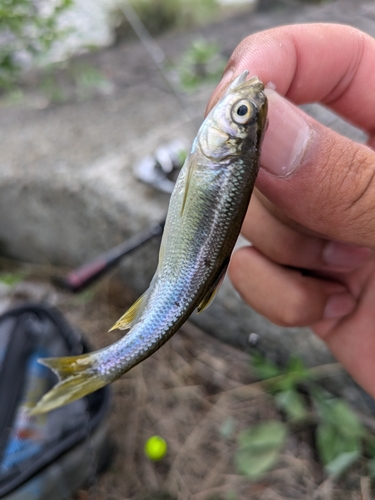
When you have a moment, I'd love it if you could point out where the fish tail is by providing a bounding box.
[29,353,107,415]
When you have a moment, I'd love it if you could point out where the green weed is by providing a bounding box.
[232,352,375,481]
[0,272,24,286]
[175,38,226,91]
[116,0,219,38]
[0,0,72,91]
[36,61,111,105]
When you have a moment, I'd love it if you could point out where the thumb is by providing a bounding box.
[258,90,375,248]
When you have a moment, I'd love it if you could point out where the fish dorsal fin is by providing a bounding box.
[223,70,249,96]
[197,258,229,313]
[108,293,145,332]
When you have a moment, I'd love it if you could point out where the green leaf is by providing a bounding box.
[251,353,312,394]
[331,401,363,438]
[176,37,225,91]
[0,0,73,91]
[314,397,363,439]
[286,355,311,381]
[325,450,360,478]
[238,421,287,449]
[235,444,281,480]
[274,356,311,392]
[0,272,23,286]
[234,421,287,480]
[316,422,336,465]
[274,389,307,421]
[314,395,363,470]
[250,352,281,380]
[316,420,361,466]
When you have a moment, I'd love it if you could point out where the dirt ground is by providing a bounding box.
[0,259,373,500]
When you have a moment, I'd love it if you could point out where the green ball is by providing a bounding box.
[144,435,167,461]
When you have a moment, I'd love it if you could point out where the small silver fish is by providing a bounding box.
[30,71,268,414]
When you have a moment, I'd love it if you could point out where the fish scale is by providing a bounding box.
[30,71,268,414]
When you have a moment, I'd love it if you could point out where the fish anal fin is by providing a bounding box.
[197,259,229,313]
[109,293,145,332]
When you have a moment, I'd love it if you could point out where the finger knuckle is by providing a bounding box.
[318,140,375,240]
[272,282,311,327]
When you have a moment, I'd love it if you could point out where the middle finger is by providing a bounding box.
[242,192,372,272]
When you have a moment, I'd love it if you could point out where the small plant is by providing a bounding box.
[251,352,310,421]
[35,61,112,105]
[71,63,111,99]
[0,272,24,286]
[233,352,375,481]
[175,38,226,91]
[313,388,363,477]
[39,71,66,103]
[117,0,219,38]
[0,0,73,91]
[235,420,288,480]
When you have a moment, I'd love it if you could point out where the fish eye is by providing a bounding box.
[231,99,256,125]
[237,104,248,116]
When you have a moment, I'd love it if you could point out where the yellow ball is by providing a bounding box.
[144,435,167,461]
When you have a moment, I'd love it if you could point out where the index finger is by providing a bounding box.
[207,24,375,133]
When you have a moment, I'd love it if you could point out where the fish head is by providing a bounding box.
[197,71,268,162]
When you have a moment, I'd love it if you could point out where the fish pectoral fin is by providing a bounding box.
[109,293,146,332]
[197,258,229,313]
[29,354,106,415]
[180,157,196,217]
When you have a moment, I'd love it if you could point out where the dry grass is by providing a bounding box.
[0,264,373,499]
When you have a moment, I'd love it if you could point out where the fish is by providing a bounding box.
[29,71,268,415]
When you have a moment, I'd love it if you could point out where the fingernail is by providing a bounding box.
[322,241,372,268]
[323,292,355,319]
[261,90,313,177]
[205,69,234,115]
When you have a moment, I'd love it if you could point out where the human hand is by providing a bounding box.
[207,24,375,398]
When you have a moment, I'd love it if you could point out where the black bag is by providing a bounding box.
[0,303,112,500]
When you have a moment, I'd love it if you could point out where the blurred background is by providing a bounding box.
[1,0,375,498]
